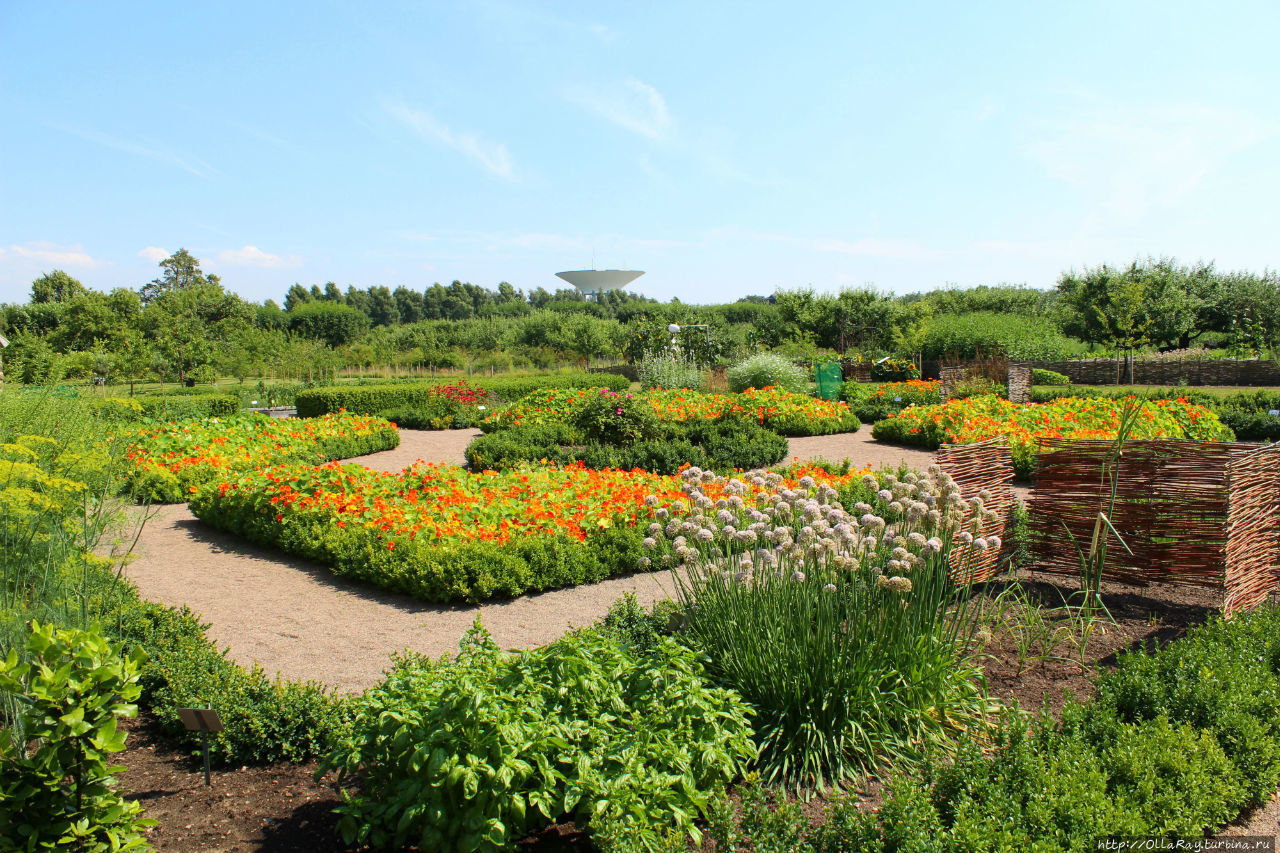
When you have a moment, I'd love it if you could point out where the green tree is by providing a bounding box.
[30,270,87,304]
[138,248,220,304]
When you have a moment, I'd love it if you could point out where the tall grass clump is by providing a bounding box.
[727,352,809,394]
[636,357,705,390]
[646,465,999,788]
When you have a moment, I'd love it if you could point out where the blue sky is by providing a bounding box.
[2,1,1277,304]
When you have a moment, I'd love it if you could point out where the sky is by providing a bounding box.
[2,1,1278,305]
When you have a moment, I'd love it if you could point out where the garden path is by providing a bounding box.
[123,426,954,693]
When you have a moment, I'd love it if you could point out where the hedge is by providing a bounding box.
[464,419,790,474]
[295,373,630,418]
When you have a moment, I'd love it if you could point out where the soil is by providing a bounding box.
[114,425,1276,848]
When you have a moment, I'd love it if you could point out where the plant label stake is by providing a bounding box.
[178,707,224,786]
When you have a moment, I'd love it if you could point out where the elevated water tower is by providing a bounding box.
[555,269,644,302]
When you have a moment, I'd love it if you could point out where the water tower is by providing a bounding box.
[555,269,644,302]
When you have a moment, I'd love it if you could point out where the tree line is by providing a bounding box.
[1,250,1276,387]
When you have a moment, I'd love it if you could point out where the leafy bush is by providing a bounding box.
[375,381,493,429]
[948,375,1006,399]
[841,380,942,421]
[464,418,789,475]
[1032,368,1071,385]
[320,623,756,852]
[727,352,809,394]
[636,357,705,390]
[294,373,628,417]
[0,621,155,852]
[921,312,1087,361]
[572,387,660,444]
[116,599,344,766]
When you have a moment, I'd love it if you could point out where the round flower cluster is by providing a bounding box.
[642,463,990,600]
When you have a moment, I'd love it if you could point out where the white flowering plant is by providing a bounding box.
[643,464,1001,788]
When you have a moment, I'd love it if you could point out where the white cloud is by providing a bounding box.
[569,78,673,141]
[7,241,106,268]
[214,245,302,268]
[383,98,514,179]
[1024,100,1273,226]
[137,246,169,263]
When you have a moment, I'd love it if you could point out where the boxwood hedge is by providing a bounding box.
[295,373,629,418]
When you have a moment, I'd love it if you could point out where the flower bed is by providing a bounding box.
[122,411,400,503]
[481,386,860,437]
[841,379,943,421]
[188,461,875,603]
[872,395,1233,477]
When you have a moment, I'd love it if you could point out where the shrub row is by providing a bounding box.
[190,480,652,603]
[464,419,789,475]
[294,372,629,417]
[91,392,241,423]
[707,604,1280,851]
[321,623,756,851]
[1031,385,1280,442]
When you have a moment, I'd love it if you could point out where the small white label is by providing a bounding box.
[1270,410,1280,417]
[894,396,902,402]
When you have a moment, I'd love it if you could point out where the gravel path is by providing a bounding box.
[123,426,949,692]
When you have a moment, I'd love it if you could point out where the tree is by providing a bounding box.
[30,270,87,304]
[288,300,370,347]
[283,283,313,312]
[393,286,424,323]
[323,281,344,302]
[367,286,400,326]
[139,249,220,304]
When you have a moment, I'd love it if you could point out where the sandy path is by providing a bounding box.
[123,426,961,692]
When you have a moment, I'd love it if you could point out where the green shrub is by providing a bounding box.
[116,600,343,766]
[949,375,1006,399]
[636,357,705,390]
[1032,368,1070,386]
[136,392,240,419]
[727,352,809,394]
[572,387,660,444]
[294,373,628,417]
[842,380,944,421]
[464,418,789,475]
[921,313,1087,361]
[0,621,155,852]
[320,623,756,852]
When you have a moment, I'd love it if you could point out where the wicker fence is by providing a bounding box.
[937,438,1016,585]
[1026,438,1280,616]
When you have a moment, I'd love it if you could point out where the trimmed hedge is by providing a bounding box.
[189,473,653,604]
[464,419,790,474]
[295,373,629,418]
[94,393,241,422]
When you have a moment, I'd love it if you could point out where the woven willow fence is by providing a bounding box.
[937,437,1016,585]
[1026,439,1280,616]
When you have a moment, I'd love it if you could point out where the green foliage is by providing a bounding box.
[293,372,628,417]
[1032,368,1070,385]
[0,621,155,852]
[949,375,1006,399]
[571,387,659,443]
[115,600,344,766]
[1027,386,1280,442]
[636,357,705,390]
[287,300,371,347]
[465,418,789,475]
[623,317,731,366]
[727,352,809,394]
[921,312,1086,361]
[131,392,240,420]
[710,606,1280,850]
[841,380,943,422]
[319,623,756,852]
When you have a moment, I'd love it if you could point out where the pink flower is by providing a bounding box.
[616,408,622,414]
